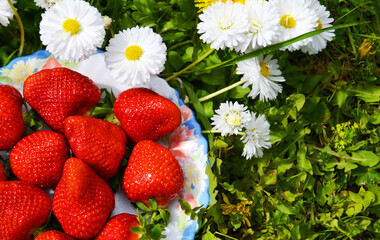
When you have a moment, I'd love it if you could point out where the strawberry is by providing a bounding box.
[0,181,52,240]
[23,67,101,133]
[53,157,115,239]
[64,115,127,179]
[35,230,75,240]
[0,161,7,181]
[122,140,184,207]
[95,213,140,240]
[0,85,24,150]
[113,88,181,144]
[10,130,70,189]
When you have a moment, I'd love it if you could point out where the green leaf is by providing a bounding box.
[291,94,306,111]
[202,101,214,118]
[316,181,327,206]
[335,160,358,172]
[177,0,196,20]
[369,108,380,125]
[178,198,192,214]
[200,68,227,86]
[168,51,184,71]
[359,187,376,209]
[228,86,250,99]
[352,166,380,186]
[276,204,297,215]
[373,219,380,234]
[229,212,244,230]
[269,124,287,144]
[261,169,278,186]
[347,140,368,151]
[205,165,218,206]
[350,150,379,167]
[368,184,380,206]
[183,81,213,151]
[202,231,222,240]
[297,144,313,174]
[333,90,349,108]
[347,85,380,102]
[213,139,229,149]
[283,191,301,203]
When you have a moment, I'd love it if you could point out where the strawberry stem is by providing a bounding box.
[134,199,171,240]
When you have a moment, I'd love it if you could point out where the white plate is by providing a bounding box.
[0,50,209,240]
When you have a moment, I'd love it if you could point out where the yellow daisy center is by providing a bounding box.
[250,20,262,33]
[125,45,143,61]
[218,16,233,30]
[62,19,81,36]
[226,111,241,126]
[260,62,270,78]
[314,19,323,30]
[280,14,296,28]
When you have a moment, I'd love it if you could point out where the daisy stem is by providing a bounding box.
[214,232,239,240]
[201,130,220,134]
[8,0,24,57]
[167,40,193,52]
[202,130,245,136]
[166,48,215,81]
[198,80,245,103]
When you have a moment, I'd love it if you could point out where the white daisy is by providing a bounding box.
[8,58,38,88]
[243,0,280,51]
[39,0,105,62]
[105,26,167,86]
[241,113,271,159]
[197,1,250,51]
[301,1,335,54]
[0,0,14,27]
[34,0,60,9]
[269,0,318,51]
[211,101,251,136]
[237,55,285,101]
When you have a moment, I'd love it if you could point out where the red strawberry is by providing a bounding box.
[0,161,7,181]
[23,67,101,133]
[113,88,181,144]
[0,181,52,240]
[0,85,24,150]
[35,230,75,240]
[122,140,184,207]
[10,130,70,189]
[64,115,127,179]
[53,157,115,239]
[95,213,140,240]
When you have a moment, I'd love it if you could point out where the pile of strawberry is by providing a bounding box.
[0,68,185,240]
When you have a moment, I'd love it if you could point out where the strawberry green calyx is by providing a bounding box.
[131,199,171,240]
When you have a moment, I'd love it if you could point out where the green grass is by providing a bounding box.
[1,0,379,239]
